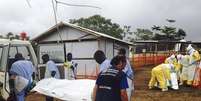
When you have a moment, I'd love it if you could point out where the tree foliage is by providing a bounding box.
[135,29,153,40]
[122,26,136,42]
[176,28,186,40]
[69,15,124,39]
[132,19,187,41]
[134,25,186,41]
[152,25,186,40]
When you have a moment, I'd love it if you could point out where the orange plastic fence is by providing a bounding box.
[76,53,169,79]
[130,54,168,68]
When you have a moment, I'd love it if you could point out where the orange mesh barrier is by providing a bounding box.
[130,54,168,68]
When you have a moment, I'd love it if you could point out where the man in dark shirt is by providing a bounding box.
[93,55,128,101]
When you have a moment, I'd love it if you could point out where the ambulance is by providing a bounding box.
[0,39,38,100]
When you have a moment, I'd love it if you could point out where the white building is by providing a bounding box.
[32,22,132,78]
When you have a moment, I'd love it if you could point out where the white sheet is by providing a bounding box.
[32,78,95,101]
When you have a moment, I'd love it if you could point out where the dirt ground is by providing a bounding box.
[132,66,201,101]
[25,66,201,101]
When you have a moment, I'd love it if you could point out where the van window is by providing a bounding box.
[9,46,30,60]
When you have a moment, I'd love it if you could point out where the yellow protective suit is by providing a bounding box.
[63,61,75,80]
[165,54,177,64]
[148,64,171,90]
[165,55,181,70]
[165,54,181,80]
[187,48,201,85]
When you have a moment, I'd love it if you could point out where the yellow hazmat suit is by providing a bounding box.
[165,54,181,70]
[165,54,181,79]
[148,64,172,91]
[177,55,190,83]
[165,54,177,64]
[64,61,75,80]
[186,45,201,85]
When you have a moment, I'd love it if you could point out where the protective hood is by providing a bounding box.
[177,54,182,61]
[170,54,176,60]
[186,44,195,55]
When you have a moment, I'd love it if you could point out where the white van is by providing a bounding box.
[0,39,38,100]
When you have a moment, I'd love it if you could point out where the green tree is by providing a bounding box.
[152,25,186,41]
[69,15,124,39]
[134,28,153,40]
[161,26,176,40]
[175,28,186,40]
[151,20,186,41]
[122,26,136,42]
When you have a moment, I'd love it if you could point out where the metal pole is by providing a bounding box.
[51,0,67,62]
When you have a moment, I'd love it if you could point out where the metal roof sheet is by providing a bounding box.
[32,21,133,45]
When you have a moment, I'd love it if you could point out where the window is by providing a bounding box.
[7,46,32,71]
[39,44,64,63]
[9,46,30,60]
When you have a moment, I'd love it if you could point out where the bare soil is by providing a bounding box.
[26,66,201,101]
[132,66,201,101]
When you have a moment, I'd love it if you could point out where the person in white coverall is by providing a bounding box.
[186,44,201,85]
[42,54,60,101]
[176,54,190,85]
[165,54,181,80]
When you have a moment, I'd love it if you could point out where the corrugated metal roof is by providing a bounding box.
[32,21,133,45]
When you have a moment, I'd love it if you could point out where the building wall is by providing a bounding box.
[38,43,65,63]
[105,39,114,59]
[65,41,98,58]
[38,41,99,77]
[98,39,106,53]
[42,27,96,42]
[36,26,130,78]
[65,41,99,76]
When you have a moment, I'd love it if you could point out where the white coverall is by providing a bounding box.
[177,54,190,83]
[186,45,201,85]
